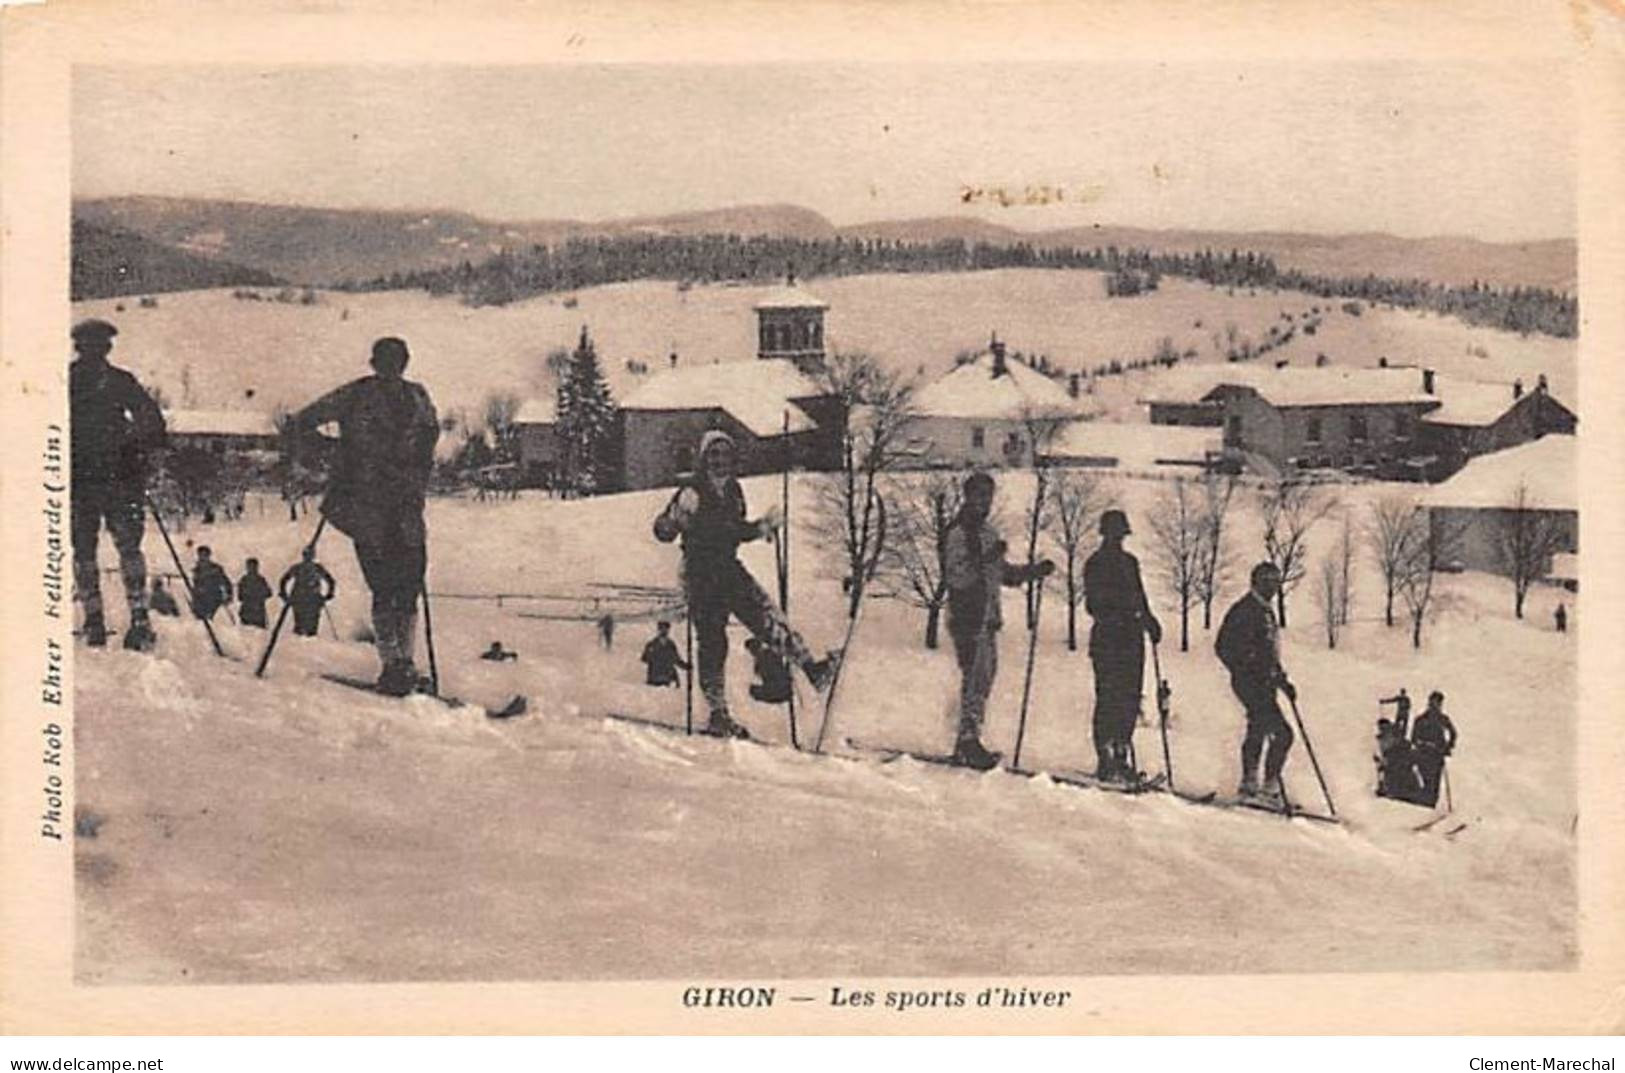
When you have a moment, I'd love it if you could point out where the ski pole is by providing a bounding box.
[146,493,226,659]
[1010,576,1046,772]
[323,601,341,641]
[1151,640,1174,790]
[1287,692,1337,818]
[1443,762,1454,813]
[421,579,440,697]
[777,412,800,750]
[255,515,327,677]
[683,607,695,736]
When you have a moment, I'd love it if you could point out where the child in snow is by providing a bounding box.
[653,430,834,739]
[1374,718,1423,803]
[640,621,688,687]
[190,546,234,622]
[481,641,518,662]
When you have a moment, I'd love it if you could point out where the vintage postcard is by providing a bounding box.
[2,0,1623,1035]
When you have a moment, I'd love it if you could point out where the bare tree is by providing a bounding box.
[1366,494,1421,628]
[1313,556,1342,649]
[1397,510,1464,649]
[1335,510,1356,627]
[1044,468,1103,650]
[1017,408,1071,627]
[879,471,963,649]
[1498,482,1570,619]
[1256,478,1336,626]
[1194,471,1238,630]
[813,352,916,619]
[1147,478,1205,652]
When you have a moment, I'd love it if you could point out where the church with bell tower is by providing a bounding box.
[753,273,828,376]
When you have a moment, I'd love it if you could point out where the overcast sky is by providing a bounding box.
[73,61,1575,241]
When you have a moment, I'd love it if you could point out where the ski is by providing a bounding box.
[320,673,528,719]
[1206,794,1341,825]
[1410,811,1454,833]
[598,710,867,766]
[1044,769,1170,796]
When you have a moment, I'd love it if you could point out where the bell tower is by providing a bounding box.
[754,272,828,375]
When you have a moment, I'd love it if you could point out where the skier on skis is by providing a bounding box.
[237,557,272,628]
[1410,690,1458,807]
[943,471,1054,771]
[69,318,168,651]
[1083,508,1162,784]
[652,429,834,738]
[1215,561,1298,805]
[640,620,687,687]
[290,337,439,694]
[190,546,234,622]
[279,544,337,638]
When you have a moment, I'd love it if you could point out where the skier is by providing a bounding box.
[745,637,792,704]
[652,429,834,739]
[69,318,168,651]
[480,641,518,662]
[1215,561,1298,805]
[639,620,687,688]
[942,471,1054,771]
[1378,687,1412,737]
[1082,509,1163,784]
[1411,690,1458,808]
[237,557,272,628]
[1554,603,1567,634]
[279,545,337,639]
[1374,717,1423,803]
[148,578,180,617]
[190,546,234,622]
[290,337,438,694]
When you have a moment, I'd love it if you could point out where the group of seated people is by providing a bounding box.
[1374,688,1459,808]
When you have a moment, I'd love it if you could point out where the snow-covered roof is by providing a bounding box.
[1421,377,1573,427]
[515,397,557,425]
[912,352,1083,421]
[1045,421,1220,468]
[163,410,278,437]
[751,284,828,311]
[1422,435,1577,512]
[621,359,821,436]
[1142,364,1434,409]
[1549,552,1578,581]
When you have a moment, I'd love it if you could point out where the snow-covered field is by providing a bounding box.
[74,474,1577,983]
[69,271,1576,428]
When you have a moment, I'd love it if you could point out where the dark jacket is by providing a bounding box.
[294,375,439,546]
[1412,710,1457,756]
[641,636,687,684]
[1216,591,1282,684]
[1084,544,1153,658]
[280,561,336,604]
[192,561,233,610]
[70,361,167,485]
[654,476,761,568]
[238,572,272,607]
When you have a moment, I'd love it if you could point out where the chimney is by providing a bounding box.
[1513,378,1524,400]
[1422,368,1435,395]
[1378,356,1388,368]
[1537,373,1549,393]
[990,334,1008,378]
[1068,372,1081,399]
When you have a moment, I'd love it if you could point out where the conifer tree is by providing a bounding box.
[554,326,618,496]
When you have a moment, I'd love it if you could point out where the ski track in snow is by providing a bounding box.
[72,478,1576,983]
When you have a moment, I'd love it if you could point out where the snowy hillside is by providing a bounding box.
[74,475,1576,983]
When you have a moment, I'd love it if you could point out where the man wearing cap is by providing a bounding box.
[1216,561,1298,804]
[292,337,439,695]
[1409,690,1458,807]
[1083,508,1162,784]
[69,318,168,650]
[653,429,834,738]
[943,471,1054,771]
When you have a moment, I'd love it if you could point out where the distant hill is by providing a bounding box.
[74,195,1576,294]
[71,221,281,300]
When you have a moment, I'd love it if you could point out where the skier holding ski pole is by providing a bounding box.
[652,429,836,740]
[287,337,439,695]
[1215,561,1298,808]
[1083,508,1162,786]
[943,472,1053,771]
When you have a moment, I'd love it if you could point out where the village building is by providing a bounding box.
[1421,434,1577,577]
[903,338,1089,468]
[512,397,558,487]
[163,409,280,456]
[1417,373,1577,480]
[1041,421,1221,473]
[753,283,829,375]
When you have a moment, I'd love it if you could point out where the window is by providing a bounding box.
[1349,413,1369,442]
[1225,414,1243,447]
[1306,416,1323,445]
[971,426,985,449]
